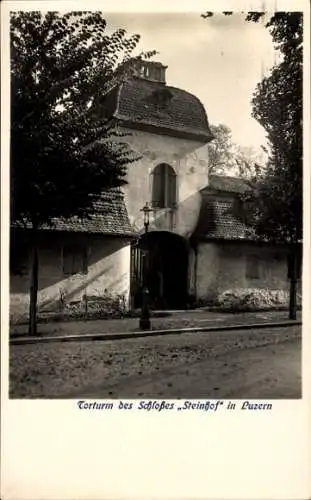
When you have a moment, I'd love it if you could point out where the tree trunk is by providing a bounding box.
[28,228,39,336]
[289,243,297,320]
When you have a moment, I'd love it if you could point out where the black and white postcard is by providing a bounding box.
[1,0,310,498]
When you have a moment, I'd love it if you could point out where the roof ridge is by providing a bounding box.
[209,174,249,182]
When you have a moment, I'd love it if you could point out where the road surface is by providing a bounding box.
[9,326,301,399]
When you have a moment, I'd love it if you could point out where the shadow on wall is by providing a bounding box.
[144,190,204,238]
[10,188,208,320]
[124,133,210,234]
[140,185,245,241]
[10,184,256,318]
[10,230,132,318]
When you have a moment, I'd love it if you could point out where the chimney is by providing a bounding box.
[133,60,167,84]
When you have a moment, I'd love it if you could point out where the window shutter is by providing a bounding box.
[152,164,177,209]
[152,164,165,208]
[10,246,29,275]
[82,249,88,274]
[63,248,73,275]
[246,255,260,279]
[167,167,177,208]
[152,169,160,207]
[63,245,88,275]
[288,246,302,280]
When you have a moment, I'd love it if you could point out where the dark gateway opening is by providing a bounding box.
[131,231,189,310]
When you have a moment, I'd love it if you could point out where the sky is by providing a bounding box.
[105,12,279,153]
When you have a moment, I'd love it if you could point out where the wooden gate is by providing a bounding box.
[130,241,144,309]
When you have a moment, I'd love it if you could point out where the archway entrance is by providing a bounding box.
[131,231,189,310]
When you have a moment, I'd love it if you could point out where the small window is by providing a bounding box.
[151,163,177,209]
[63,245,88,276]
[10,246,29,275]
[287,249,302,280]
[246,255,260,279]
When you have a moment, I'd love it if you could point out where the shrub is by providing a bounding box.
[10,309,28,325]
[10,290,129,325]
[215,288,302,312]
[63,290,128,319]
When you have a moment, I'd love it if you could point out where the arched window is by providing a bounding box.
[151,164,177,209]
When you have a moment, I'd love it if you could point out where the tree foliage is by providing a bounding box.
[249,12,303,244]
[203,11,303,244]
[10,11,155,335]
[203,11,303,319]
[208,124,263,177]
[10,11,155,228]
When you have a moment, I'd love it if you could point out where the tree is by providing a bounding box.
[10,11,155,334]
[250,13,302,319]
[203,12,303,319]
[208,123,263,176]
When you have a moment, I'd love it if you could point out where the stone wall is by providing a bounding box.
[196,241,291,302]
[196,243,219,301]
[10,232,131,320]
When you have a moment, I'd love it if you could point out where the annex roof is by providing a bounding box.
[194,175,255,241]
[12,189,136,237]
[208,174,253,194]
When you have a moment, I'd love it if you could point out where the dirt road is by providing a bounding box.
[10,325,301,399]
[80,337,300,399]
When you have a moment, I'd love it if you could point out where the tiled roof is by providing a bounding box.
[12,190,136,237]
[194,176,255,241]
[108,78,213,141]
[196,196,255,240]
[208,175,252,194]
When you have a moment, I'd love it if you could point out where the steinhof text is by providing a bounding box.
[77,400,273,411]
